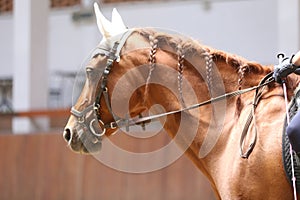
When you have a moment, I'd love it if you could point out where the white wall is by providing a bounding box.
[0,15,14,77]
[117,0,278,63]
[277,0,300,55]
[48,9,99,73]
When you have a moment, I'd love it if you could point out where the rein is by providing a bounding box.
[110,75,274,129]
[239,72,274,158]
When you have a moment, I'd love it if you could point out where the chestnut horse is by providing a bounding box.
[63,3,300,199]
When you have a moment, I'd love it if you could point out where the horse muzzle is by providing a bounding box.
[63,105,105,154]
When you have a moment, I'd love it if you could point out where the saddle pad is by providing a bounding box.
[282,97,300,191]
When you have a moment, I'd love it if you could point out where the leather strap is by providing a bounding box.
[240,72,273,158]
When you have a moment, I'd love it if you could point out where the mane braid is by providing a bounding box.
[203,51,213,92]
[238,64,248,90]
[144,35,158,104]
[177,44,186,108]
[237,63,247,115]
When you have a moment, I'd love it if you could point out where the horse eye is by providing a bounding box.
[86,67,94,77]
[92,53,100,59]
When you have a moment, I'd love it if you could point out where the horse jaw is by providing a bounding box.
[93,3,127,41]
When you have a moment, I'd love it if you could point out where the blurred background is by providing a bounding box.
[0,0,299,199]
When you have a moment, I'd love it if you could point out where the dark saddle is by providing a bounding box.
[282,89,300,191]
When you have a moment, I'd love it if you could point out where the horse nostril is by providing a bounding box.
[63,128,72,142]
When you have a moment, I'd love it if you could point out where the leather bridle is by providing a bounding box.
[70,30,134,138]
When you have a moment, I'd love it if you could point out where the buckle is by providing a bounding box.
[103,121,118,129]
[109,122,118,129]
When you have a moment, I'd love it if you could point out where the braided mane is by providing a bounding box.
[136,28,269,72]
[135,28,271,90]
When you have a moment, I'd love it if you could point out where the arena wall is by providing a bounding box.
[0,133,216,200]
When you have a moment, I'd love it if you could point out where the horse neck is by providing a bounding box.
[122,30,276,154]
[122,32,291,189]
[123,31,274,135]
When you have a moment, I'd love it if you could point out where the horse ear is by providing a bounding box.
[94,2,113,39]
[112,8,127,32]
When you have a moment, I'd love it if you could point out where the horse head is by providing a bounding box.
[63,3,166,154]
[63,3,130,153]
